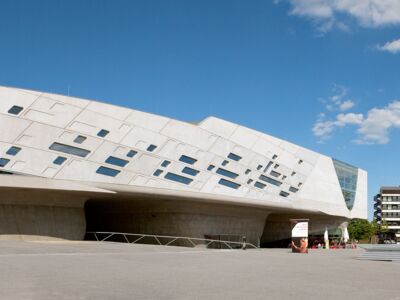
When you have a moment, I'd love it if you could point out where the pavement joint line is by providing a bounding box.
[0,249,236,257]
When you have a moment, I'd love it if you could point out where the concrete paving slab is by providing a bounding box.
[0,241,398,300]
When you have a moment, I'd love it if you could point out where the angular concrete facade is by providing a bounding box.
[0,86,367,244]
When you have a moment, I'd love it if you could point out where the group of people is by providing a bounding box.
[310,239,357,249]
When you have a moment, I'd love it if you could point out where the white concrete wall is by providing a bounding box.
[0,86,368,219]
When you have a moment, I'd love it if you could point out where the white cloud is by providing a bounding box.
[357,101,400,144]
[322,84,356,112]
[312,112,363,139]
[313,100,400,144]
[279,0,400,32]
[377,38,400,54]
[339,100,355,111]
[336,112,363,125]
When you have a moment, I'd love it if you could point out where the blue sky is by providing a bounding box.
[1,0,399,218]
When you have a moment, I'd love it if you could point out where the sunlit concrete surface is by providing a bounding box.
[0,241,398,300]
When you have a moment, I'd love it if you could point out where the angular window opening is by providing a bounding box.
[165,172,193,185]
[280,191,290,197]
[161,160,170,167]
[298,182,303,187]
[247,179,254,184]
[282,175,287,180]
[291,171,296,176]
[53,156,67,165]
[274,164,279,169]
[259,174,282,186]
[289,186,299,193]
[96,166,120,177]
[254,181,266,189]
[127,150,137,158]
[298,159,303,164]
[6,146,21,156]
[49,143,91,158]
[74,135,87,144]
[8,105,23,115]
[182,167,199,176]
[105,156,129,167]
[257,165,263,170]
[272,154,278,160]
[179,155,197,165]
[153,169,163,176]
[227,153,242,161]
[218,178,240,190]
[147,144,157,152]
[333,158,358,210]
[216,168,239,179]
[207,165,215,171]
[97,129,110,138]
[245,169,251,175]
[264,162,273,173]
[222,160,229,166]
[0,158,10,167]
[270,170,281,178]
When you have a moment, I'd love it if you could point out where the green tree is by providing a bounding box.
[348,218,375,241]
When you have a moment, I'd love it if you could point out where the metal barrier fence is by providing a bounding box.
[357,244,400,261]
[85,231,258,250]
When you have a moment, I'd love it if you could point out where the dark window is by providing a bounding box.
[105,156,129,167]
[216,168,239,179]
[182,167,200,176]
[274,164,279,169]
[259,174,282,186]
[8,105,23,115]
[247,179,253,184]
[270,170,281,178]
[97,129,110,137]
[147,144,157,152]
[280,191,290,197]
[161,160,170,167]
[272,154,278,160]
[153,169,163,176]
[179,155,197,165]
[49,143,90,158]
[222,160,229,166]
[6,146,21,156]
[257,165,262,170]
[289,186,299,193]
[74,135,87,144]
[127,150,137,158]
[0,158,10,167]
[254,181,266,189]
[227,152,242,161]
[298,159,303,164]
[165,172,193,185]
[245,169,251,175]
[264,162,273,173]
[291,171,296,176]
[282,175,287,180]
[96,166,120,177]
[53,156,67,165]
[218,178,241,190]
[207,165,215,171]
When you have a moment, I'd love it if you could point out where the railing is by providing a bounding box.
[85,231,258,250]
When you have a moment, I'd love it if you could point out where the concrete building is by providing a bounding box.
[0,86,367,245]
[374,187,400,242]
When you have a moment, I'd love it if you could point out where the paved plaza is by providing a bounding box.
[0,240,399,300]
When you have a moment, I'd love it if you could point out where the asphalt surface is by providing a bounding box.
[0,241,399,300]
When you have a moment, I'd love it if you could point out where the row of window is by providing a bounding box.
[8,105,112,139]
[4,106,301,197]
[381,196,400,202]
